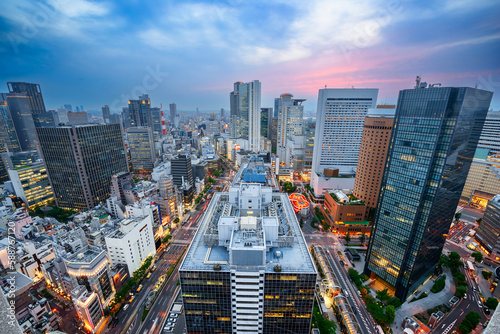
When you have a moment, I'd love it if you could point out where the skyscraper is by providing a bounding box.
[179,182,317,333]
[260,107,271,138]
[230,80,262,152]
[171,154,194,189]
[220,107,225,119]
[5,93,38,151]
[150,107,162,133]
[36,124,128,210]
[8,161,54,209]
[67,111,88,125]
[127,127,155,172]
[475,195,500,258]
[275,93,305,163]
[169,103,177,123]
[0,99,21,153]
[353,106,395,208]
[7,82,55,127]
[102,105,111,123]
[7,82,46,114]
[364,82,492,300]
[125,94,151,129]
[310,88,378,195]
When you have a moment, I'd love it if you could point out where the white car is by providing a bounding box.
[170,313,179,318]
[168,317,177,322]
[163,326,173,332]
[464,293,467,299]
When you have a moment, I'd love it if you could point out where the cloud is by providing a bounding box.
[48,0,110,18]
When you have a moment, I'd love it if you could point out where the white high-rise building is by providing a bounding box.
[230,80,261,152]
[311,88,378,195]
[275,93,305,165]
[105,215,156,276]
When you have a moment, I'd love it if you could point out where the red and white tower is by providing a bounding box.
[160,103,167,135]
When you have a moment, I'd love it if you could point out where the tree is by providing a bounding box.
[431,275,446,293]
[385,305,396,324]
[376,288,391,302]
[485,297,499,310]
[476,217,482,224]
[344,232,351,243]
[455,285,467,298]
[455,212,462,222]
[359,233,366,244]
[387,297,402,308]
[482,270,493,280]
[162,234,172,244]
[173,218,180,224]
[458,311,481,334]
[471,252,483,263]
[449,251,461,263]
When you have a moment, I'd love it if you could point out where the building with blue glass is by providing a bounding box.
[364,80,493,300]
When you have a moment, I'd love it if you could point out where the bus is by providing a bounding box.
[467,260,475,274]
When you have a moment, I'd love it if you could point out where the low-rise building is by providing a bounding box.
[321,190,371,235]
[105,215,156,276]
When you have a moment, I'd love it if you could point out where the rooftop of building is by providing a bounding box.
[180,185,316,274]
[64,245,106,265]
[106,216,149,239]
[0,271,33,294]
[328,190,365,206]
[232,157,278,190]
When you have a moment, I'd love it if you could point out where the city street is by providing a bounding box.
[325,245,379,334]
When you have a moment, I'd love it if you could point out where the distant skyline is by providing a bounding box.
[1,0,500,112]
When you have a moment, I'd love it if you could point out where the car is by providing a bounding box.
[353,308,357,314]
[168,317,177,322]
[163,326,173,332]
[464,293,467,299]
[170,313,178,318]
[478,300,483,308]
[146,273,151,279]
[129,296,135,303]
[136,284,143,293]
[123,304,129,311]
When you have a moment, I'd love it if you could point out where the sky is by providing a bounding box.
[1,0,500,113]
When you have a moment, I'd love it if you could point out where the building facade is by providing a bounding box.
[275,93,305,165]
[5,93,38,151]
[230,80,262,152]
[179,181,317,334]
[353,106,395,208]
[171,154,194,189]
[102,105,110,123]
[7,82,46,114]
[8,162,54,209]
[475,195,500,259]
[126,94,152,129]
[127,127,155,172]
[364,83,492,300]
[36,124,129,210]
[105,215,156,276]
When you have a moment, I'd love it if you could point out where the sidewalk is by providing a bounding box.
[392,267,455,333]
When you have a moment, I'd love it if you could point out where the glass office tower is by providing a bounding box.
[364,84,493,300]
[37,124,128,210]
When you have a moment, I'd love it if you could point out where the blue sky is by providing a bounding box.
[1,0,499,112]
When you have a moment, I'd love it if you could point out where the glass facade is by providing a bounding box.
[37,124,128,210]
[365,87,493,300]
[180,270,232,334]
[5,93,38,151]
[263,273,316,334]
[8,162,54,209]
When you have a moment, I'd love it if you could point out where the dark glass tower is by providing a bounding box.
[125,94,151,129]
[5,93,38,150]
[7,82,46,113]
[171,154,194,188]
[261,107,271,138]
[36,124,129,210]
[364,84,493,300]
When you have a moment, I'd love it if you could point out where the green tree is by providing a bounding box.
[376,288,391,302]
[162,234,172,244]
[485,297,499,310]
[455,285,467,298]
[476,217,482,224]
[359,233,366,244]
[455,212,462,222]
[471,252,483,263]
[431,275,446,293]
[173,218,180,224]
[482,270,493,280]
[344,232,351,243]
[387,297,402,308]
[385,305,396,324]
[458,311,481,334]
